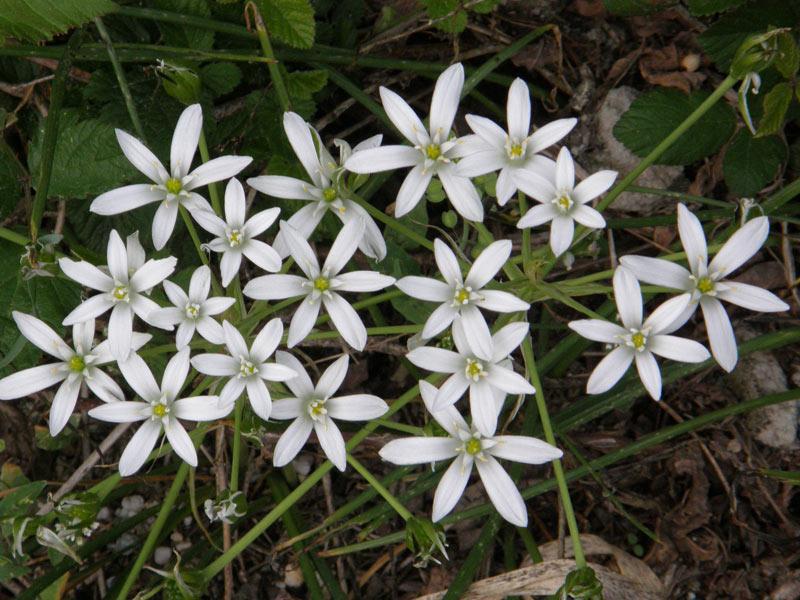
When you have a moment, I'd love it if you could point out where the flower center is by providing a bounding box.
[239,359,257,378]
[465,437,483,456]
[425,144,441,160]
[152,404,168,418]
[68,355,85,373]
[307,398,327,421]
[626,329,649,352]
[313,276,330,292]
[227,229,243,248]
[696,276,714,294]
[554,194,573,213]
[453,285,472,306]
[184,303,201,319]
[508,143,524,159]
[322,187,337,202]
[165,178,182,195]
[465,358,487,382]
[112,285,129,302]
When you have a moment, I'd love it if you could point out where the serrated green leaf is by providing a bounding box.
[602,0,675,16]
[28,111,139,199]
[723,129,786,196]
[152,0,214,50]
[256,0,316,49]
[0,0,117,43]
[686,0,745,16]
[757,81,793,137]
[775,32,800,79]
[698,0,800,71]
[613,89,736,165]
[200,62,242,97]
[420,0,468,33]
[285,69,328,99]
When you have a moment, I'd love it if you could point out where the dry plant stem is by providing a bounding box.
[36,423,131,516]
[215,425,234,600]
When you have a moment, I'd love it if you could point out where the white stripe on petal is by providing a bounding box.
[455,149,505,177]
[246,378,272,421]
[568,319,626,344]
[270,396,305,420]
[173,396,232,421]
[395,164,432,218]
[192,207,227,237]
[247,175,318,200]
[323,218,363,276]
[476,290,529,313]
[187,156,253,191]
[677,203,708,273]
[333,271,395,293]
[406,346,463,373]
[130,257,177,293]
[470,379,500,437]
[495,168,517,206]
[119,351,160,401]
[549,215,574,257]
[517,203,557,229]
[280,221,320,279]
[223,178,246,226]
[283,112,324,185]
[571,170,617,205]
[243,274,307,300]
[88,400,149,423]
[432,373,469,410]
[287,297,320,348]
[429,63,463,139]
[571,204,606,229]
[151,201,178,251]
[486,365,535,395]
[648,334,710,363]
[220,251,242,288]
[506,78,531,141]
[644,293,691,335]
[457,305,493,361]
[243,207,281,239]
[191,353,239,376]
[108,305,134,362]
[434,239,462,286]
[490,321,529,361]
[439,167,483,222]
[379,87,427,146]
[162,348,190,400]
[243,240,282,273]
[314,355,349,399]
[465,114,506,149]
[526,118,577,155]
[554,147,574,191]
[12,312,71,359]
[251,318,283,364]
[195,317,224,345]
[345,145,420,174]
[85,368,125,403]
[420,380,469,436]
[327,394,388,421]
[466,240,511,290]
[515,169,557,204]
[275,351,314,398]
[421,303,458,340]
[62,294,114,326]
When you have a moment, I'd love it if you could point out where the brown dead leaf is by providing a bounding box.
[639,45,706,93]
[571,0,606,18]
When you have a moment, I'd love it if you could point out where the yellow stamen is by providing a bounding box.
[112,285,129,301]
[69,355,85,372]
[227,229,242,247]
[425,144,441,160]
[314,277,330,292]
[697,276,714,294]
[509,143,523,158]
[165,178,182,195]
[631,332,646,350]
[465,438,482,455]
[153,404,167,417]
[322,187,337,202]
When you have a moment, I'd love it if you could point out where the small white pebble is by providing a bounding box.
[292,454,313,480]
[170,531,184,543]
[154,546,172,566]
[284,562,304,588]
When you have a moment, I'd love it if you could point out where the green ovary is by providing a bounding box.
[425,144,441,160]
[631,332,646,350]
[69,355,85,372]
[314,277,330,292]
[322,187,337,202]
[465,438,482,456]
[697,276,714,294]
[153,404,167,417]
[165,178,182,194]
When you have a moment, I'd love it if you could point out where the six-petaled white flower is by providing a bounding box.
[345,63,483,221]
[248,112,387,260]
[0,313,150,435]
[88,348,230,476]
[60,230,176,361]
[193,178,282,287]
[620,203,789,372]
[407,320,535,436]
[379,380,562,526]
[396,239,528,358]
[457,78,577,206]
[148,266,235,349]
[90,104,252,250]
[242,219,395,351]
[516,147,617,256]
[569,267,711,400]
[191,319,297,420]
[271,352,388,471]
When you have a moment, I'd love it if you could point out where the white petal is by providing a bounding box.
[243,240,282,273]
[568,319,627,344]
[119,351,160,401]
[420,380,469,436]
[162,348,190,400]
[12,312,70,359]
[586,346,633,394]
[191,353,238,376]
[490,321,529,361]
[186,155,252,191]
[220,251,242,287]
[192,207,227,237]
[708,216,770,278]
[432,453,471,522]
[323,293,367,351]
[223,178,246,226]
[421,303,458,339]
[273,417,313,467]
[488,435,563,464]
[464,114,506,149]
[379,437,459,465]
[341,202,386,261]
[126,231,146,271]
[287,297,321,347]
[677,203,708,272]
[59,258,113,292]
[314,418,347,471]
[619,255,691,290]
[108,305,134,361]
[118,420,162,476]
[396,276,451,302]
[323,218,363,276]
[506,78,531,140]
[334,271,395,293]
[526,118,577,154]
[246,378,272,420]
[476,455,528,526]
[379,87,427,146]
[716,282,789,312]
[247,175,318,201]
[219,377,245,406]
[0,364,65,399]
[195,317,224,344]
[115,129,168,183]
[554,147,575,191]
[470,379,500,437]
[164,419,197,466]
[313,354,349,399]
[259,363,297,382]
[635,351,662,400]
[571,205,606,229]
[327,394,388,421]
[434,238,462,286]
[475,290,529,313]
[170,104,202,178]
[517,203,556,229]
[163,280,188,307]
[495,168,517,206]
[514,169,557,203]
[85,368,125,403]
[243,274,307,300]
[251,318,283,363]
[549,215,574,257]
[648,334,710,363]
[439,167,483,222]
[152,201,178,250]
[406,346,463,373]
[466,239,511,290]
[88,400,149,423]
[456,149,505,177]
[270,397,305,420]
[243,207,281,239]
[572,170,617,205]
[613,267,643,329]
[395,164,432,218]
[131,295,162,324]
[487,365,535,395]
[90,184,164,215]
[280,221,320,279]
[433,373,469,410]
[173,396,232,421]
[700,297,738,372]
[644,293,692,335]
[62,294,114,326]
[182,192,213,213]
[275,351,315,398]
[344,145,419,174]
[429,63,464,138]
[283,112,324,185]
[186,266,210,303]
[272,203,324,259]
[130,257,177,293]
[220,321,247,358]
[457,305,493,361]
[203,297,235,316]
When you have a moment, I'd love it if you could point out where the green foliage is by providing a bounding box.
[0,135,23,219]
[152,0,214,50]
[686,0,745,16]
[757,82,794,137]
[0,482,46,518]
[613,89,736,165]
[0,0,117,43]
[28,110,139,199]
[371,240,433,326]
[200,63,242,98]
[602,0,675,16]
[420,0,467,34]
[551,566,603,600]
[255,0,316,49]
[722,130,786,196]
[775,32,800,79]
[284,69,328,99]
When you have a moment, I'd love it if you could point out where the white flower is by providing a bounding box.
[396,239,528,358]
[271,352,388,471]
[344,63,483,221]
[247,112,387,260]
[88,348,230,476]
[90,104,253,250]
[148,266,235,349]
[620,203,789,372]
[192,178,281,287]
[190,319,297,420]
[457,78,577,206]
[379,381,562,526]
[242,219,395,351]
[568,267,711,400]
[516,147,617,256]
[0,313,150,435]
[60,230,177,361]
[406,320,535,436]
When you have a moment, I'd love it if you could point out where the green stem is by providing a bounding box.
[94,17,146,141]
[521,338,586,568]
[197,129,222,215]
[346,190,433,251]
[115,462,190,599]
[230,398,243,493]
[346,455,412,521]
[249,4,291,111]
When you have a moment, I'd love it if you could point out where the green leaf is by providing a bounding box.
[284,69,328,99]
[0,0,117,43]
[723,129,786,196]
[0,136,22,220]
[613,89,736,165]
[256,0,316,49]
[757,81,793,137]
[686,0,745,15]
[200,62,242,97]
[152,0,214,50]
[698,0,800,71]
[371,240,433,325]
[0,555,30,583]
[28,111,139,199]
[602,0,675,15]
[0,481,46,518]
[420,0,468,33]
[775,32,800,79]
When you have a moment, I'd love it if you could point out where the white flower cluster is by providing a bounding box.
[0,63,788,529]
